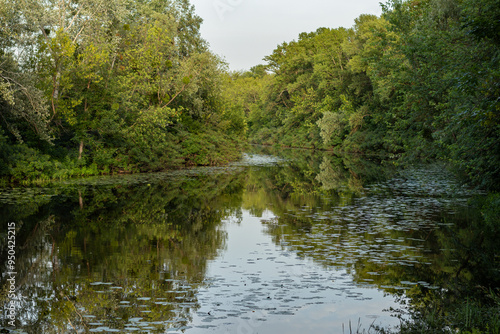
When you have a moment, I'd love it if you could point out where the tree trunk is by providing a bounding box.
[78,190,83,210]
[78,140,84,160]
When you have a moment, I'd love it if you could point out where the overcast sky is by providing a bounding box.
[189,0,383,71]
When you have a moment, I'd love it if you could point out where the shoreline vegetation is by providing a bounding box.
[0,0,247,186]
[0,0,499,332]
[0,0,498,192]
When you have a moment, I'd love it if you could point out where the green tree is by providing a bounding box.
[0,0,52,144]
[377,0,500,189]
[0,0,243,182]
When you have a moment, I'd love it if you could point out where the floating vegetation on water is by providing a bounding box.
[0,155,495,334]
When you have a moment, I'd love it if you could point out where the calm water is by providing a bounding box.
[0,149,494,333]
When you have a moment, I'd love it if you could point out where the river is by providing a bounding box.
[0,148,496,333]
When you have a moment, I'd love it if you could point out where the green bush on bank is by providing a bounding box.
[481,193,500,231]
[394,294,500,334]
[0,131,243,185]
[2,144,100,183]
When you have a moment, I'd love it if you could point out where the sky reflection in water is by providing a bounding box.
[188,210,400,333]
[0,151,485,333]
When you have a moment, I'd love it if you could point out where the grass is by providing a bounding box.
[340,289,500,334]
[343,318,381,334]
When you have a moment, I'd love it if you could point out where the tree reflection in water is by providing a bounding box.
[0,169,245,333]
[0,150,498,333]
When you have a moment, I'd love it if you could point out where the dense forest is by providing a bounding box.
[0,0,246,183]
[0,0,498,195]
[234,0,499,193]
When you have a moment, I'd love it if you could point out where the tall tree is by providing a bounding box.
[0,0,52,144]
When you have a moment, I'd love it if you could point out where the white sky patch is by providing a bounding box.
[189,0,383,71]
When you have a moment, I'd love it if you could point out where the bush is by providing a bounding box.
[9,145,55,182]
[482,193,500,231]
[181,130,242,166]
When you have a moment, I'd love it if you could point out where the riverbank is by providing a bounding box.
[0,132,245,186]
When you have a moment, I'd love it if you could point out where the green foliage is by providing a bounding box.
[0,0,498,195]
[481,193,500,231]
[180,129,242,166]
[461,0,500,45]
[317,94,355,145]
[377,0,500,189]
[220,68,273,141]
[8,145,55,181]
[123,106,182,170]
[451,297,500,334]
[0,0,244,183]
[239,0,500,191]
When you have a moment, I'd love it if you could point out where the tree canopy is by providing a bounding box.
[0,0,498,192]
[0,0,244,182]
[236,0,499,191]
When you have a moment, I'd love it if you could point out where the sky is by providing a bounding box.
[188,0,384,71]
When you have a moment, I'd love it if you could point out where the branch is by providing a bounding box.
[164,60,205,107]
[165,82,188,107]
[72,21,88,44]
[0,73,49,135]
[65,5,84,32]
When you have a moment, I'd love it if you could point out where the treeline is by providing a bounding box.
[1,0,499,192]
[0,0,245,183]
[231,0,499,191]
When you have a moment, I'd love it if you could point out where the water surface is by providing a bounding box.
[0,150,495,333]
